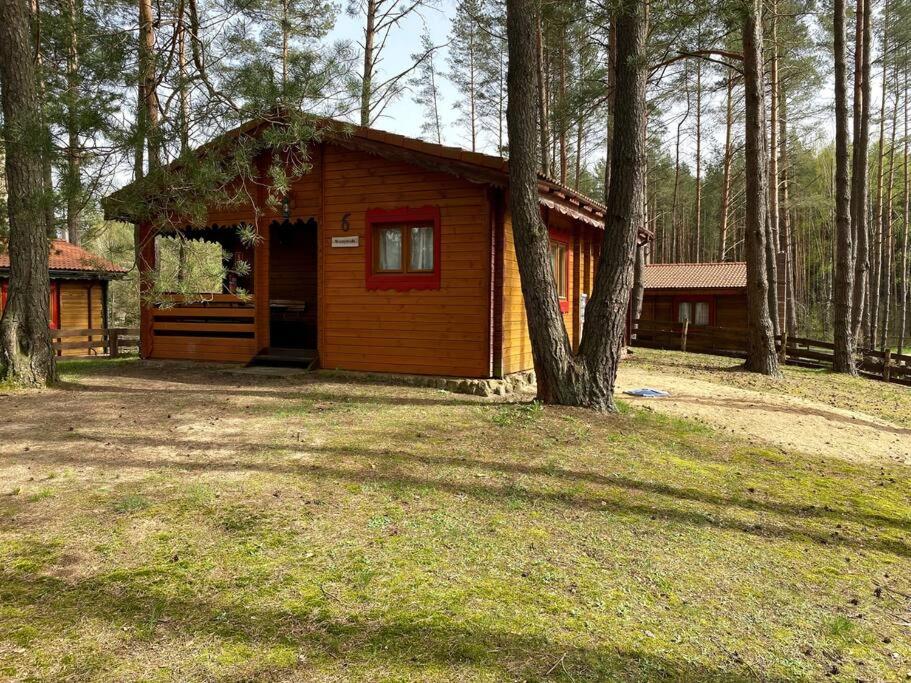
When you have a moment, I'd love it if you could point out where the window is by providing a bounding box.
[366,206,441,290]
[550,239,569,312]
[677,302,691,324]
[677,300,711,326]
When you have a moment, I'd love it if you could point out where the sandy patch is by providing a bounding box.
[617,364,911,466]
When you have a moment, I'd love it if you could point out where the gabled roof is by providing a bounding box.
[0,240,127,279]
[644,262,747,290]
[104,115,650,241]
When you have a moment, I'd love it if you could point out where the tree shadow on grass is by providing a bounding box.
[0,560,791,682]
[8,440,911,559]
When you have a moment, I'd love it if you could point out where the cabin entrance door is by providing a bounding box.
[268,218,318,350]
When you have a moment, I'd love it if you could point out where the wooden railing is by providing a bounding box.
[51,328,140,357]
[149,292,257,363]
[631,319,911,386]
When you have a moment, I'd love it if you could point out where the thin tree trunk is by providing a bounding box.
[139,0,160,171]
[535,15,550,177]
[671,63,691,263]
[360,0,376,127]
[176,0,189,285]
[742,0,780,376]
[29,0,55,238]
[65,0,82,245]
[281,0,289,90]
[0,0,57,385]
[767,1,781,336]
[602,16,616,202]
[780,94,798,336]
[558,29,567,184]
[900,62,909,353]
[833,0,855,373]
[869,25,889,349]
[694,59,703,262]
[719,73,734,261]
[879,62,899,351]
[851,0,871,340]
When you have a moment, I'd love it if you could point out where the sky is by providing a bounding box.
[327,1,464,145]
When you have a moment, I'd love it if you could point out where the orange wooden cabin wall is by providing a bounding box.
[500,208,601,375]
[138,142,605,378]
[319,144,491,378]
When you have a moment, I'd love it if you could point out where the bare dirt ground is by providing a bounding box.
[618,351,911,466]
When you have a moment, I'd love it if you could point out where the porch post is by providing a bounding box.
[136,222,156,358]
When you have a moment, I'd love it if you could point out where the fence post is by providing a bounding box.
[109,330,120,359]
[884,348,892,382]
[681,319,689,353]
[779,330,788,364]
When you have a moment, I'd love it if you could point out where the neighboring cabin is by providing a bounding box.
[637,262,749,329]
[0,240,127,355]
[105,118,651,379]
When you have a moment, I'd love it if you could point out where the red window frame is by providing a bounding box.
[549,231,570,313]
[365,206,442,291]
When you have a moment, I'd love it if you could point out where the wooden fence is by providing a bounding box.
[632,319,911,386]
[51,328,140,358]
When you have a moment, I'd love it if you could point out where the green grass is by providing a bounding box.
[0,361,909,681]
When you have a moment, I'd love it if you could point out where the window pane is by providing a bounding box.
[378,228,402,271]
[695,302,710,325]
[550,242,567,297]
[409,226,434,271]
[677,302,691,323]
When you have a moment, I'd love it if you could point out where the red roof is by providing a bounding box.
[644,262,747,290]
[0,240,127,277]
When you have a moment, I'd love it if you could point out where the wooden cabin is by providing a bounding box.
[0,240,127,355]
[106,119,650,379]
[637,262,748,329]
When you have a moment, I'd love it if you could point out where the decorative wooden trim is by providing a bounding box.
[364,205,442,291]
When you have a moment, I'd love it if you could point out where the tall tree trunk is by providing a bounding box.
[0,0,57,385]
[176,0,189,284]
[602,16,616,202]
[869,24,889,350]
[65,0,82,245]
[360,0,376,127]
[742,0,780,376]
[535,15,550,177]
[879,64,899,351]
[694,59,703,262]
[833,0,856,373]
[558,29,567,184]
[779,95,798,336]
[719,72,734,261]
[851,0,871,340]
[767,1,781,336]
[138,0,160,171]
[505,0,646,410]
[28,0,55,238]
[900,64,909,353]
[671,63,691,263]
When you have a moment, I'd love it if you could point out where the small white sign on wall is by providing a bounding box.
[331,236,359,248]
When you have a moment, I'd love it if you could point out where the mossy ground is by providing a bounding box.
[0,357,909,681]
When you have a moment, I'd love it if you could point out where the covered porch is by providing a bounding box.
[137,218,319,364]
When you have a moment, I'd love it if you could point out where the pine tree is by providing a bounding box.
[411,32,444,144]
